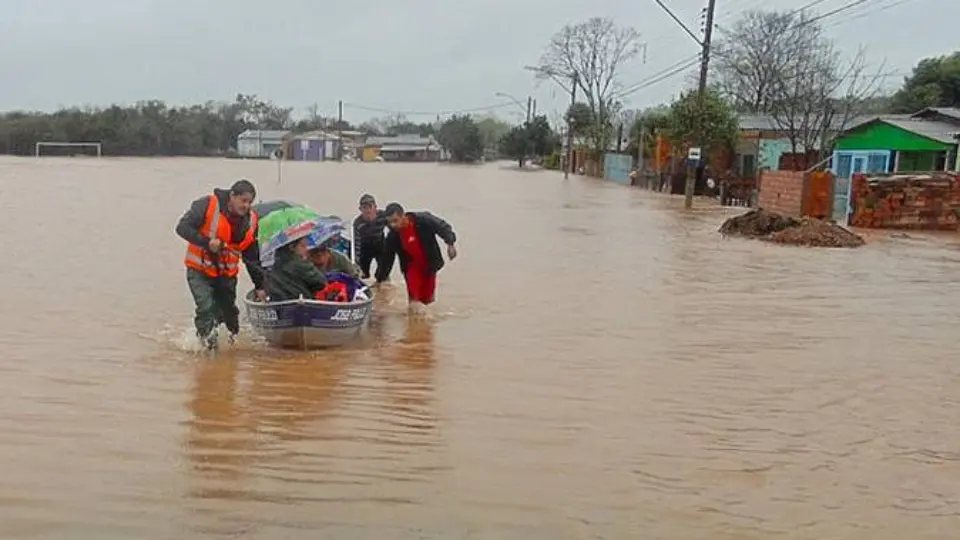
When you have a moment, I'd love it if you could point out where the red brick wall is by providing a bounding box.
[850,172,960,230]
[758,170,805,217]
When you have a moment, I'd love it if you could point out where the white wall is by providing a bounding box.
[237,138,261,157]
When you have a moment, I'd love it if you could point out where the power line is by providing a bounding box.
[614,55,701,100]
[615,0,891,104]
[342,101,516,117]
[824,0,916,28]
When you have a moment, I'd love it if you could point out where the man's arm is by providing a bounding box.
[334,251,362,278]
[374,233,398,283]
[352,216,363,263]
[240,241,266,291]
[296,258,328,291]
[420,212,457,245]
[175,197,212,248]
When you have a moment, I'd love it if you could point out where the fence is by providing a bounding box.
[758,170,834,219]
[849,172,960,230]
[603,153,633,185]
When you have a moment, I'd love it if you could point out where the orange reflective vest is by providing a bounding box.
[184,194,258,278]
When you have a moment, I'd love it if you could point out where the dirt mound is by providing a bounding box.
[718,209,801,237]
[719,209,865,248]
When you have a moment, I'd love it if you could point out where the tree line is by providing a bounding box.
[1,12,955,165]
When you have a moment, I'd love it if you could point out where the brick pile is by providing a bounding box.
[850,172,960,230]
[758,170,804,217]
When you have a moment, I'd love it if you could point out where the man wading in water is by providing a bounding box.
[176,180,266,349]
[376,202,458,314]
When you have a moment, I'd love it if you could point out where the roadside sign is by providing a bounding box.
[687,147,702,160]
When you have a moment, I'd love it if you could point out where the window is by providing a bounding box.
[867,152,888,173]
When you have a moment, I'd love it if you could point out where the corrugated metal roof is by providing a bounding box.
[737,114,777,131]
[366,135,435,146]
[380,144,439,152]
[926,107,960,121]
[880,117,960,144]
[737,113,859,132]
[238,130,290,139]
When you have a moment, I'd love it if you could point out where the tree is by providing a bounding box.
[534,17,642,158]
[498,126,528,165]
[713,9,882,166]
[565,102,594,136]
[436,115,483,163]
[624,106,670,161]
[0,94,358,156]
[663,89,739,155]
[526,116,559,157]
[475,116,513,153]
[498,115,559,165]
[890,51,960,112]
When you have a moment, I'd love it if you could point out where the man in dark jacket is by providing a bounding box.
[375,202,458,308]
[176,179,266,348]
[352,193,388,280]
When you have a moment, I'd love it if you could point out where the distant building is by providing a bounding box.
[362,135,442,162]
[236,130,290,158]
[287,131,341,161]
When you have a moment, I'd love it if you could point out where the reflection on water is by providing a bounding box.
[2,157,960,538]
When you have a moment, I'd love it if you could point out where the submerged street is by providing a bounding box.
[1,156,959,539]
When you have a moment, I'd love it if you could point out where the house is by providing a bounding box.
[362,135,441,162]
[236,130,289,158]
[287,130,341,161]
[733,114,860,177]
[829,109,960,223]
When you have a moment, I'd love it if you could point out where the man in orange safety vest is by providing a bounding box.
[175,179,266,349]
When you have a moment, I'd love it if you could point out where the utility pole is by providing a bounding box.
[638,121,645,184]
[337,100,344,161]
[565,71,578,180]
[532,99,537,119]
[684,0,717,209]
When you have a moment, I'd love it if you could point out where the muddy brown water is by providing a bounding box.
[1,156,960,539]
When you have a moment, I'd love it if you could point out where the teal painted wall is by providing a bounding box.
[835,121,951,152]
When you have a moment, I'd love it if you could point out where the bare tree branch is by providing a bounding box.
[714,9,884,169]
[536,17,642,157]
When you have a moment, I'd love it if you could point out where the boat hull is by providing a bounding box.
[243,290,373,349]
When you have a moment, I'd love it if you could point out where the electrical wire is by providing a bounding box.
[342,101,516,117]
[614,0,894,103]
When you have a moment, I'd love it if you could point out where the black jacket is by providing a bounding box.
[175,188,266,289]
[352,210,388,260]
[375,212,457,282]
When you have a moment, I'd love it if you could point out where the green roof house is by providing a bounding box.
[829,108,960,223]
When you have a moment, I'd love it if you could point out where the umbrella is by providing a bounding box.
[257,204,323,244]
[252,200,298,219]
[257,204,348,267]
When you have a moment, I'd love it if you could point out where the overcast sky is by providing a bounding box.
[0,0,954,123]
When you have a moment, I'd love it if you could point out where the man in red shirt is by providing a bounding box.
[376,202,458,309]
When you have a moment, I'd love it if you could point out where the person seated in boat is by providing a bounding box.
[265,238,328,301]
[309,243,362,279]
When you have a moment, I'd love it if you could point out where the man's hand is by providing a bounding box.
[254,289,267,302]
[447,244,458,260]
[209,238,223,253]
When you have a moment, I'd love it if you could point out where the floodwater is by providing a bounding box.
[1,156,959,539]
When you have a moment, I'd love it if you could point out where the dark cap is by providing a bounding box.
[358,193,376,206]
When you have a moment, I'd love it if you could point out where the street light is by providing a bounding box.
[524,65,578,179]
